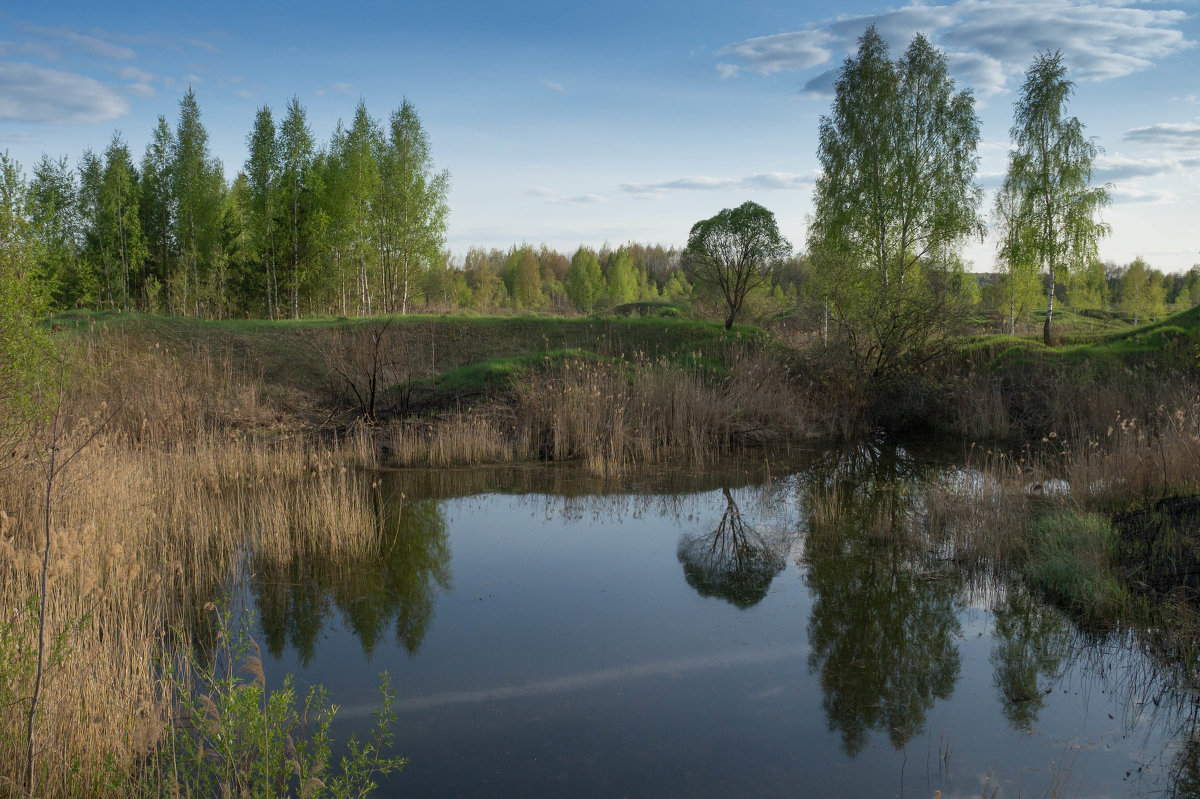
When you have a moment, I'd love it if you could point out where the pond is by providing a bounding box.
[235,443,1200,798]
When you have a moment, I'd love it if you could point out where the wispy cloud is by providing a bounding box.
[22,24,136,60]
[1094,153,1200,181]
[539,78,565,93]
[621,172,814,198]
[0,61,129,123]
[331,81,355,95]
[715,63,741,80]
[1123,120,1200,149]
[718,0,1194,97]
[524,187,607,205]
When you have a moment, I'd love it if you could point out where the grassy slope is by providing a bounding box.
[957,304,1200,371]
[49,310,770,417]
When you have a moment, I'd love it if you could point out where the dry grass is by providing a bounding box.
[0,335,391,797]
[509,350,811,475]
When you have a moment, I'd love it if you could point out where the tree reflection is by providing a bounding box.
[801,441,962,756]
[677,487,787,609]
[989,586,1071,732]
[252,494,451,663]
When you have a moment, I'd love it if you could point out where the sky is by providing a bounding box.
[0,0,1197,272]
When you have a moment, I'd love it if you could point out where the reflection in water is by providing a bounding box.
[800,441,962,756]
[989,586,1071,732]
[677,487,788,609]
[252,493,451,662]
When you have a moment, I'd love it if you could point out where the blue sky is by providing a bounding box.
[1,0,1197,271]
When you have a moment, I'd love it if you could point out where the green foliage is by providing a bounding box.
[1002,51,1110,344]
[606,251,640,307]
[1027,511,1126,622]
[0,152,52,431]
[508,249,544,309]
[684,201,790,330]
[565,247,604,312]
[153,608,405,798]
[1119,256,1166,326]
[809,28,982,381]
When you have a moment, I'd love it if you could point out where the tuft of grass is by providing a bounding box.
[1027,511,1127,622]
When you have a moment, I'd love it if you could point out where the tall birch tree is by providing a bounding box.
[809,27,982,381]
[1001,51,1109,345]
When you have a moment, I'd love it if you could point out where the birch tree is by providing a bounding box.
[809,27,982,381]
[1001,51,1109,345]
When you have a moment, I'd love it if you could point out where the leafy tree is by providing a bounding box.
[26,155,82,306]
[1063,258,1107,322]
[684,201,789,329]
[606,250,640,307]
[245,106,281,318]
[565,246,604,312]
[139,116,175,313]
[1001,51,1110,345]
[99,133,148,312]
[173,88,225,317]
[341,102,382,316]
[1180,266,1200,309]
[279,96,315,318]
[509,248,544,309]
[809,28,982,377]
[377,99,449,314]
[994,180,1042,335]
[0,152,50,437]
[1119,256,1165,326]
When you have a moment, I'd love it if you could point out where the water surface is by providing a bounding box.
[241,450,1197,798]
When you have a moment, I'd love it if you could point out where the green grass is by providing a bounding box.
[1027,511,1129,623]
[46,311,773,419]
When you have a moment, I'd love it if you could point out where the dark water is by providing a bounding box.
[239,447,1200,798]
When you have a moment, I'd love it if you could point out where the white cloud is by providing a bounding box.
[0,61,129,123]
[716,63,741,80]
[621,172,814,197]
[236,89,253,99]
[1095,153,1200,180]
[23,24,136,60]
[539,78,565,92]
[716,29,835,74]
[524,187,607,205]
[1110,186,1174,204]
[1123,120,1200,149]
[183,72,203,85]
[719,0,1194,97]
[331,81,355,95]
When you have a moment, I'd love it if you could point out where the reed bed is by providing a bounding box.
[510,350,811,475]
[0,330,394,797]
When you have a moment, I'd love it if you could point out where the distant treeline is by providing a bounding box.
[3,87,1198,326]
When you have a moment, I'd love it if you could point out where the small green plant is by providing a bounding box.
[1027,511,1127,622]
[150,605,405,798]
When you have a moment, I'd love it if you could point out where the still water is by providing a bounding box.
[238,446,1199,798]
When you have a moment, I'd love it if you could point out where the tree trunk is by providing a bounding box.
[1043,268,1055,345]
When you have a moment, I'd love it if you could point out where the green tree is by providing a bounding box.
[565,247,604,312]
[509,248,544,309]
[1002,51,1110,345]
[684,201,790,329]
[245,106,281,318]
[341,102,381,316]
[139,116,175,313]
[809,28,982,377]
[278,96,315,318]
[1119,256,1165,326]
[605,251,640,307]
[173,88,226,317]
[100,133,148,312]
[0,152,50,439]
[377,99,449,314]
[27,155,83,307]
